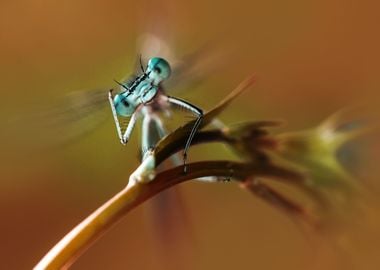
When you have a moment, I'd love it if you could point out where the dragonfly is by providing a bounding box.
[103,36,226,255]
[108,56,203,173]
[0,3,230,265]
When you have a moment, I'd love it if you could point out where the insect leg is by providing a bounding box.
[139,54,145,73]
[108,90,123,143]
[122,112,138,144]
[166,96,203,173]
[150,113,224,182]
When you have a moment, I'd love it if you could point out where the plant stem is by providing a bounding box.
[34,180,143,270]
[32,162,227,269]
[34,160,297,269]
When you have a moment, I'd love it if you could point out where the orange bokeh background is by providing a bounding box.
[0,0,379,269]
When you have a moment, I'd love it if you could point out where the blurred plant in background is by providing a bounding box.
[1,1,380,269]
[35,75,377,269]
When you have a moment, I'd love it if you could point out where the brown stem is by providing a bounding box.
[34,160,300,270]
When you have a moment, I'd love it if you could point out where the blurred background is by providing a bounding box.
[0,0,380,269]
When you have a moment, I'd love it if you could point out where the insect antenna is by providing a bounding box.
[139,54,145,73]
[114,79,129,91]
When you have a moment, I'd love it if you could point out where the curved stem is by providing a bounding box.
[34,180,142,270]
[34,161,265,270]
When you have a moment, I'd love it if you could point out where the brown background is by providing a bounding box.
[0,0,379,269]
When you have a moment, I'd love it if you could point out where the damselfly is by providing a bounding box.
[108,56,203,173]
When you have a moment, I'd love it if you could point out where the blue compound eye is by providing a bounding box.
[154,66,162,74]
[146,57,171,83]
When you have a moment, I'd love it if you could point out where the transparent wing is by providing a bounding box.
[44,88,138,146]
[3,88,112,149]
[41,89,111,144]
[137,33,226,94]
[135,1,225,95]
